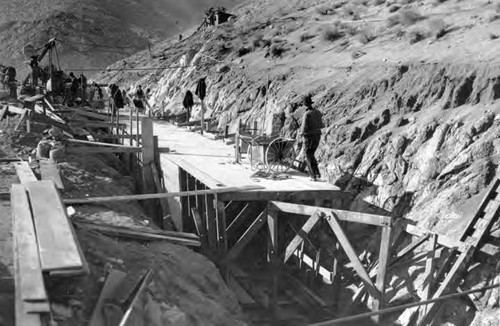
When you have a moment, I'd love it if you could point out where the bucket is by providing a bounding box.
[49,147,65,162]
[36,141,52,158]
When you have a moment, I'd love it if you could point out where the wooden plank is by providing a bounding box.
[151,163,169,219]
[191,208,208,248]
[7,105,27,115]
[284,212,321,263]
[69,121,127,128]
[77,222,200,247]
[70,107,109,121]
[227,203,252,234]
[39,159,64,189]
[373,226,392,319]
[11,184,48,303]
[269,201,392,227]
[118,268,153,326]
[14,259,43,326]
[205,193,218,251]
[215,197,228,252]
[218,189,346,202]
[406,224,466,252]
[89,269,127,326]
[420,233,437,319]
[67,138,140,148]
[169,156,226,189]
[417,245,474,326]
[0,105,7,120]
[326,213,380,300]
[14,162,37,184]
[14,111,27,131]
[63,185,264,204]
[66,146,142,154]
[227,211,267,260]
[26,181,83,271]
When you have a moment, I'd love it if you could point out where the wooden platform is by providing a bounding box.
[154,121,339,193]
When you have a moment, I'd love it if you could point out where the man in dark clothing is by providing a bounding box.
[136,85,145,100]
[299,93,323,181]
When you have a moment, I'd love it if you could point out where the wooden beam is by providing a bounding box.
[417,245,474,326]
[118,268,152,326]
[227,203,259,235]
[270,201,392,227]
[267,205,278,263]
[205,193,218,252]
[326,213,380,300]
[76,222,200,247]
[66,146,142,154]
[284,212,321,263]
[14,162,37,184]
[69,107,109,121]
[168,156,226,189]
[63,185,264,204]
[67,138,139,148]
[406,225,466,252]
[26,181,83,272]
[39,159,64,189]
[11,185,48,303]
[7,105,27,115]
[420,233,437,319]
[215,197,228,253]
[151,163,169,219]
[218,189,347,202]
[14,259,43,326]
[89,269,127,326]
[227,211,267,260]
[191,208,208,249]
[373,226,392,320]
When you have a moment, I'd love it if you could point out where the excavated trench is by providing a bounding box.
[97,31,500,324]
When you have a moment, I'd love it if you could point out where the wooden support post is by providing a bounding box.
[215,196,228,253]
[135,109,140,146]
[420,233,437,318]
[141,117,156,218]
[267,205,278,322]
[205,193,218,253]
[186,174,196,230]
[178,168,188,232]
[200,99,205,135]
[191,208,208,250]
[235,119,241,163]
[129,109,133,146]
[372,225,392,323]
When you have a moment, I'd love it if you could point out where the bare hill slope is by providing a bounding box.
[0,0,241,78]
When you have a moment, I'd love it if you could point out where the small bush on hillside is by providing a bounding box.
[342,4,362,20]
[399,9,425,26]
[373,0,386,5]
[252,33,264,47]
[357,28,376,43]
[270,43,286,57]
[387,9,425,27]
[433,0,448,6]
[316,5,336,15]
[490,33,499,40]
[389,5,401,13]
[214,41,232,54]
[322,24,344,42]
[299,32,316,42]
[333,1,344,9]
[427,18,447,39]
[237,46,252,56]
[408,29,427,44]
[345,24,359,36]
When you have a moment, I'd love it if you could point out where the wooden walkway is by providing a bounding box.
[153,120,339,192]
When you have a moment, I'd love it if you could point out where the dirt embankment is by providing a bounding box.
[0,120,246,325]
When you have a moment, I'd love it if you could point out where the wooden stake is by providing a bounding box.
[372,225,392,323]
[200,99,205,135]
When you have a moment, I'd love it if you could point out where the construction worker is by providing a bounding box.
[79,73,87,102]
[299,93,323,181]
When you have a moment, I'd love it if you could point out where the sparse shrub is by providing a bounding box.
[389,5,401,13]
[407,29,427,44]
[373,0,386,5]
[215,41,231,54]
[345,24,359,36]
[399,9,425,26]
[299,32,315,42]
[237,46,252,56]
[322,24,344,42]
[489,13,500,22]
[270,43,286,57]
[433,0,448,5]
[252,33,264,47]
[333,1,344,9]
[357,28,376,44]
[427,18,447,39]
[387,9,425,27]
[342,4,362,20]
[316,5,335,15]
[490,33,499,39]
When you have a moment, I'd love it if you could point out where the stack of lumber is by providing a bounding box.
[11,180,89,324]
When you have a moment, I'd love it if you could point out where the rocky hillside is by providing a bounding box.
[0,0,241,78]
[97,0,500,324]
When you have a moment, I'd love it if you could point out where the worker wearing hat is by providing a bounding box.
[299,93,323,181]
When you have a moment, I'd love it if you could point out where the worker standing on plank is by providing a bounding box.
[299,93,323,181]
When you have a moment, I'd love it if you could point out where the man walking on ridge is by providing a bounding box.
[299,93,323,181]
